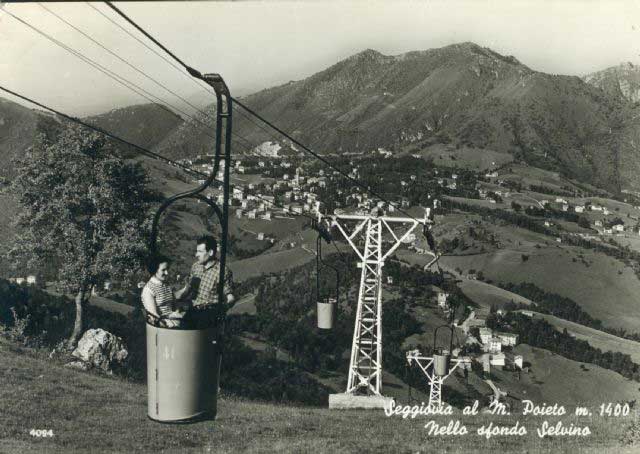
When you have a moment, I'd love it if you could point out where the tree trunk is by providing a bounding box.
[69,287,86,347]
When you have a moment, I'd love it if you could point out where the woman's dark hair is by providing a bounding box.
[146,254,171,275]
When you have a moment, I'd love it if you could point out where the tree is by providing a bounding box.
[9,124,157,345]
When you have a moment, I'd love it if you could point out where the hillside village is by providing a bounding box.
[173,139,640,248]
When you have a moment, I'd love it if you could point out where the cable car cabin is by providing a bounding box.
[317,297,336,329]
[433,350,451,376]
[433,324,455,377]
[146,319,220,422]
[314,219,340,330]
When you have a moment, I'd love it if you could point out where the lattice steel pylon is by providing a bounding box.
[330,212,421,396]
[406,350,470,408]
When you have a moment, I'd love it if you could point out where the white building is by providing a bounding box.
[437,292,449,308]
[496,332,518,346]
[479,328,493,345]
[514,355,524,369]
[489,353,506,366]
[484,338,503,354]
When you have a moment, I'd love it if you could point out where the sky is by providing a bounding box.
[1,1,640,116]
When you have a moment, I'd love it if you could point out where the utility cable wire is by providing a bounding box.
[102,1,424,225]
[3,8,185,120]
[40,3,257,153]
[104,1,203,80]
[40,3,214,123]
[87,2,216,97]
[85,3,259,153]
[5,7,255,158]
[0,84,204,176]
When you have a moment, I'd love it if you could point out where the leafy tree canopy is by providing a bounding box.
[8,124,159,342]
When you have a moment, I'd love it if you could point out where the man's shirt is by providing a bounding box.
[190,260,233,306]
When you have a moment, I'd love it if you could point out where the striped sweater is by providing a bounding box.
[141,277,175,318]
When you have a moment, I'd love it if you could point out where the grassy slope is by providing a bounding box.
[414,144,514,171]
[421,209,640,334]
[1,339,638,454]
[457,279,534,311]
[438,246,640,332]
[523,311,640,364]
[497,345,640,405]
[228,248,316,282]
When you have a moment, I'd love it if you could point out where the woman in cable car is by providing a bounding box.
[141,254,186,328]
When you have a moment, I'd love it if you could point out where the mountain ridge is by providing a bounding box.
[152,42,635,192]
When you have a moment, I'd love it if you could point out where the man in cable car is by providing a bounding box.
[177,235,234,326]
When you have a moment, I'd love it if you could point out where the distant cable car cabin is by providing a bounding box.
[315,219,340,330]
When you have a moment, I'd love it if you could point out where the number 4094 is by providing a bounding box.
[30,429,54,437]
